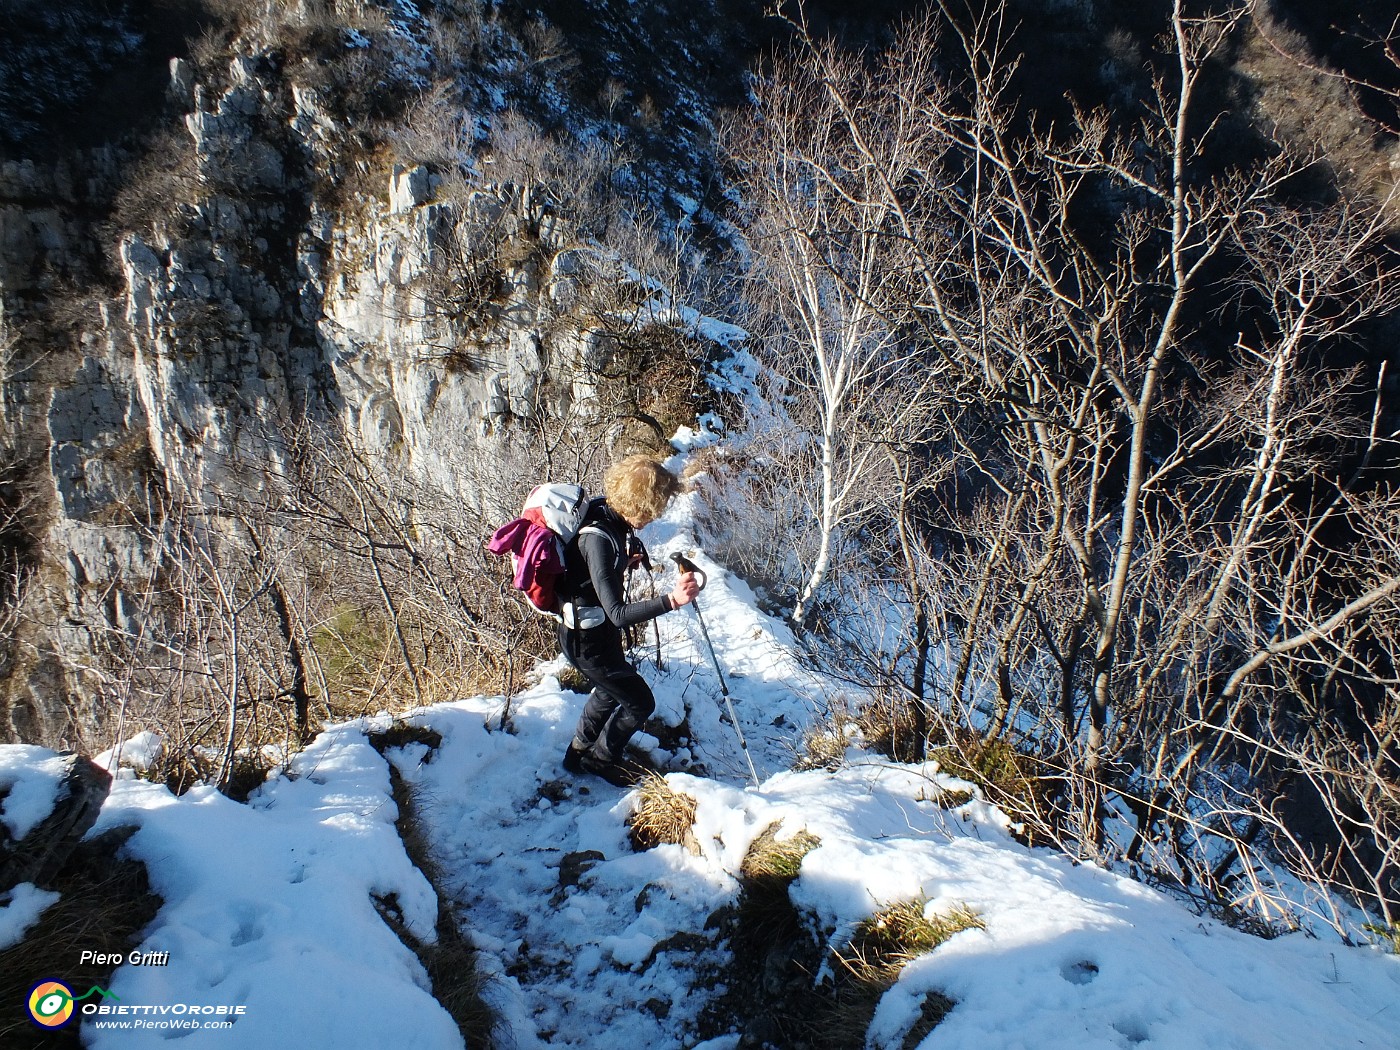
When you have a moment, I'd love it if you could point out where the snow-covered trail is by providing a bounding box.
[389,687,738,1048]
[391,670,1400,1050]
[383,513,1400,1050]
[379,515,849,1047]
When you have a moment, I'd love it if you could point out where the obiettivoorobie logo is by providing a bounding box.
[27,980,119,1028]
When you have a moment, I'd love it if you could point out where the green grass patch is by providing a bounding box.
[311,604,398,714]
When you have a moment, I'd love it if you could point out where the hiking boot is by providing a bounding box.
[578,749,649,788]
[562,741,590,775]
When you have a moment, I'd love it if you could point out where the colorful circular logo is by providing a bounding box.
[27,980,75,1028]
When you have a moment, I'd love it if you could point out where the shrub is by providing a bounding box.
[109,125,201,235]
[598,323,711,449]
[1239,12,1400,218]
[930,728,1050,826]
[689,443,812,614]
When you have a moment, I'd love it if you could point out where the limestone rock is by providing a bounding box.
[168,57,195,110]
[390,164,436,213]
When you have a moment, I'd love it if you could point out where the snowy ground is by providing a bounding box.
[3,500,1400,1048]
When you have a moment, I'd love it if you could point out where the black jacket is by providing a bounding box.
[561,499,671,629]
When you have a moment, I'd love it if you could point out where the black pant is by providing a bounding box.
[561,624,655,761]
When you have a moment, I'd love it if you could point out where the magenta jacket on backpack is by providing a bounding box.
[487,512,565,613]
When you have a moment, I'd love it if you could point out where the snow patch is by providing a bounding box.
[0,744,70,840]
[0,882,61,950]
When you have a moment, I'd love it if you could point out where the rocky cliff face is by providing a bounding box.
[0,12,722,747]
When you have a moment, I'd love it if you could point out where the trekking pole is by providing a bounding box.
[670,552,761,788]
[648,573,664,671]
[623,564,640,661]
[633,534,664,670]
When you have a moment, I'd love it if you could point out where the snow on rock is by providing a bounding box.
[94,730,164,773]
[83,725,462,1050]
[0,744,71,840]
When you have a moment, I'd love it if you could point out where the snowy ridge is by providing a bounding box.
[84,728,460,1048]
[4,517,1400,1047]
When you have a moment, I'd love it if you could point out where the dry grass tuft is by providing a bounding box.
[816,898,982,1049]
[696,820,826,1045]
[853,689,925,762]
[741,821,821,882]
[734,822,823,958]
[794,690,922,772]
[930,728,1048,827]
[837,898,984,981]
[927,787,976,809]
[796,723,849,771]
[555,663,591,694]
[0,827,162,1050]
[628,774,700,853]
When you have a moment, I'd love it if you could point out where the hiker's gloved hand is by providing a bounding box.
[669,571,700,609]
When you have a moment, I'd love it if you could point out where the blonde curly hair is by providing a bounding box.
[604,454,682,526]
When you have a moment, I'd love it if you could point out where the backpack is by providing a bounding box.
[487,483,590,616]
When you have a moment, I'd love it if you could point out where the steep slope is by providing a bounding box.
[4,500,1399,1048]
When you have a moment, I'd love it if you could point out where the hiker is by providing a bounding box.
[560,454,699,786]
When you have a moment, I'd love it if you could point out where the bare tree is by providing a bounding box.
[82,417,573,791]
[734,0,1400,927]
[726,35,952,627]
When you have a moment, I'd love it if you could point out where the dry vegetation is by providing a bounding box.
[1240,6,1400,216]
[82,425,566,795]
[821,898,982,1049]
[628,773,701,853]
[0,828,161,1050]
[703,825,977,1049]
[6,0,1400,998]
[721,0,1400,933]
[697,821,824,1046]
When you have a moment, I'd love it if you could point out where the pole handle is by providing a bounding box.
[669,551,707,592]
